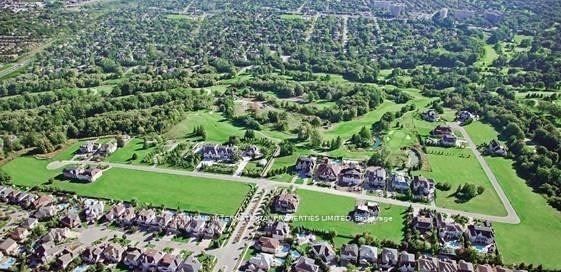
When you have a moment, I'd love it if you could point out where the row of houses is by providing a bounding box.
[0,185,207,271]
[83,245,202,272]
[411,211,496,255]
[198,143,262,162]
[0,186,105,226]
[29,238,203,271]
[105,203,226,240]
[295,241,511,272]
[295,158,437,200]
[0,186,108,268]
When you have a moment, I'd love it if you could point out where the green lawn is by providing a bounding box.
[1,157,58,186]
[414,147,506,216]
[464,121,500,146]
[108,138,156,164]
[326,146,376,160]
[52,168,251,215]
[476,44,499,67]
[271,147,309,171]
[322,101,401,140]
[488,158,561,269]
[52,140,88,161]
[280,14,304,20]
[293,189,405,244]
[165,111,243,142]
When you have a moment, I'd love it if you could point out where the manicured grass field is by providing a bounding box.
[327,146,375,160]
[488,158,561,269]
[414,147,506,216]
[322,101,401,140]
[271,146,309,171]
[464,121,500,146]
[293,189,405,245]
[52,168,251,216]
[107,138,156,164]
[165,111,291,143]
[280,14,304,20]
[1,157,58,186]
[165,111,244,142]
[476,44,499,67]
[52,140,87,161]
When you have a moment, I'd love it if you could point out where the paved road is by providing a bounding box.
[449,122,520,224]
[48,158,520,224]
[0,60,29,78]
[209,186,269,271]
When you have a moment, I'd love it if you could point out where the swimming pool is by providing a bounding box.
[0,257,16,270]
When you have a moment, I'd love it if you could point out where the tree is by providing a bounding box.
[0,170,12,185]
[244,129,255,140]
[310,129,322,149]
[279,140,294,156]
[359,126,372,140]
[116,135,126,147]
[477,186,485,195]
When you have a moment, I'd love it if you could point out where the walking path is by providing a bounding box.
[449,122,519,223]
[47,158,520,224]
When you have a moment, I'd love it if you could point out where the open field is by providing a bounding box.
[108,138,157,164]
[280,14,304,20]
[1,157,58,186]
[293,189,405,245]
[476,44,499,67]
[414,147,506,216]
[165,111,291,143]
[322,101,401,140]
[464,121,500,146]
[52,167,251,216]
[488,158,561,269]
[165,111,244,142]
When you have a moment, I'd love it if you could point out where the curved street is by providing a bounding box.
[448,122,520,224]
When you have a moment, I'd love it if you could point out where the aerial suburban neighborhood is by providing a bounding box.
[1,0,561,271]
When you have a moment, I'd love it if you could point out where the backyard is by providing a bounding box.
[293,189,405,246]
